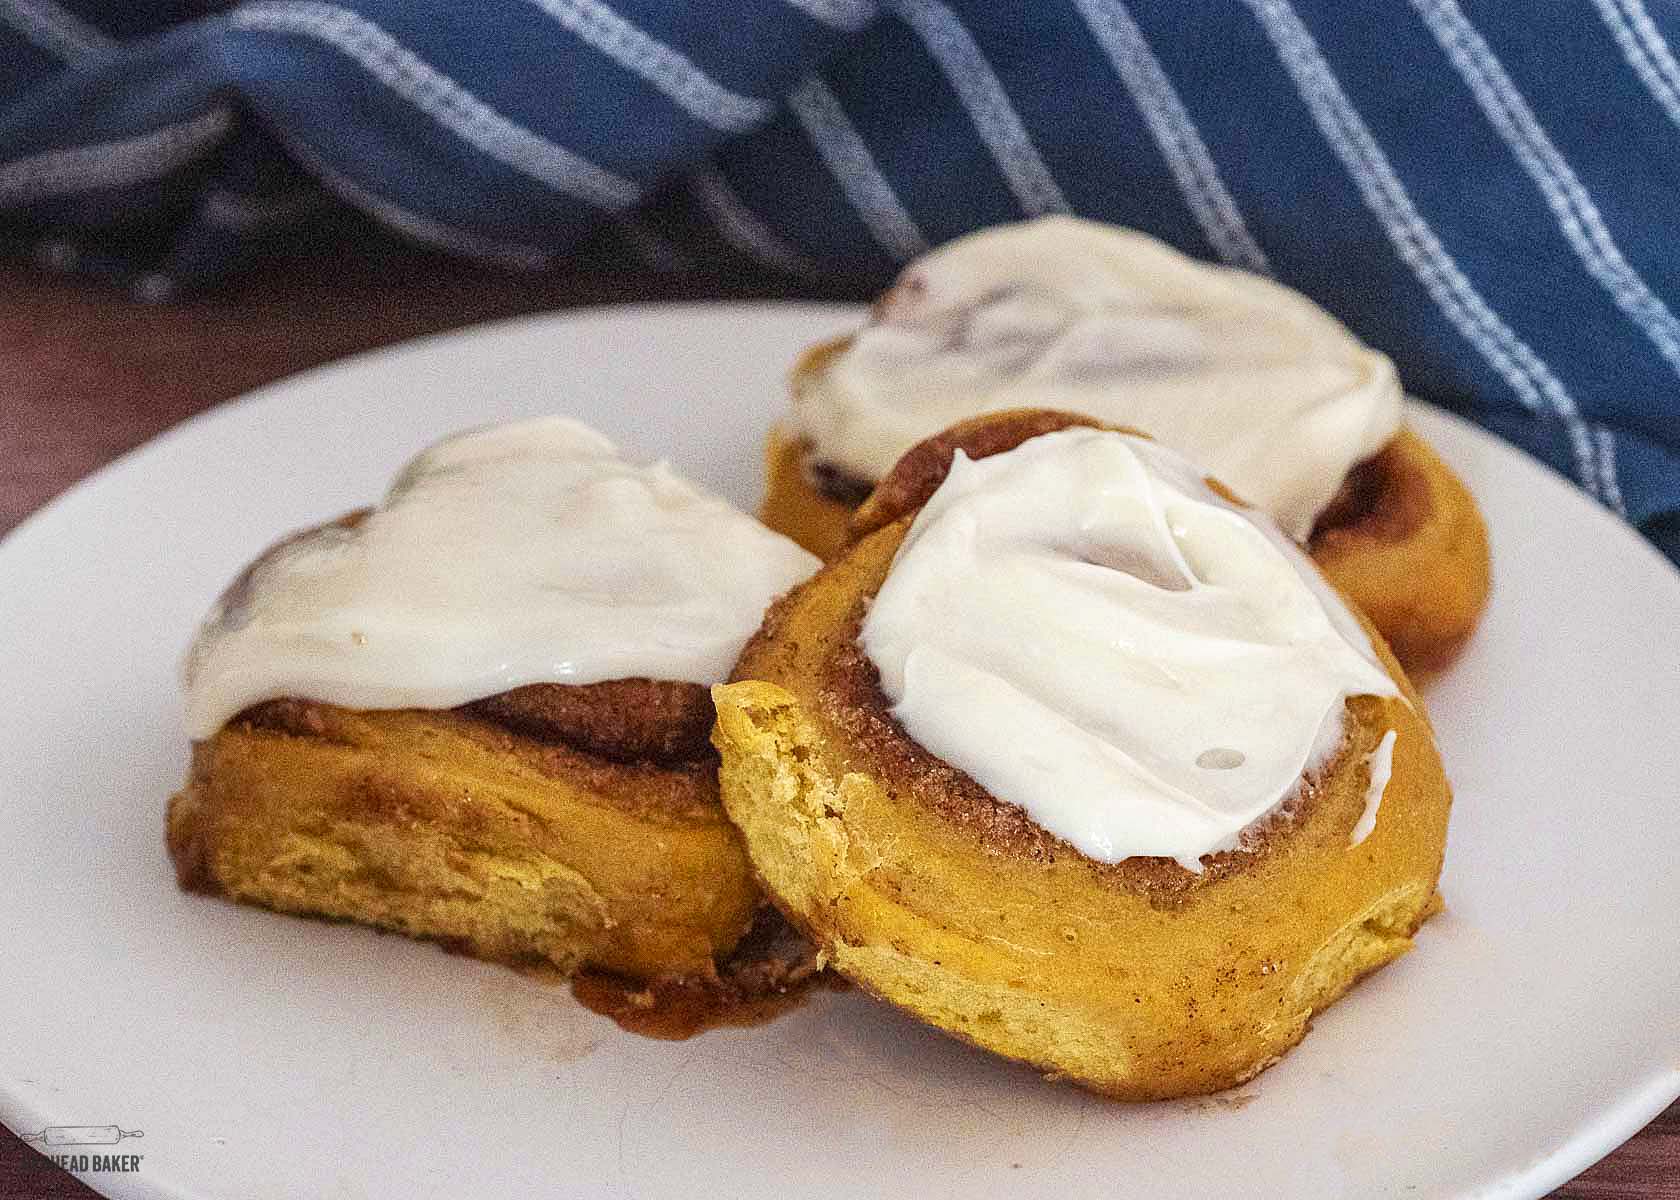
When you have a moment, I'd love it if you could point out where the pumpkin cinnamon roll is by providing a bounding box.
[717,412,1452,1099]
[760,216,1489,667]
[169,417,818,981]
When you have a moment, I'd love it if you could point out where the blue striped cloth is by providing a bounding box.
[5,0,1680,562]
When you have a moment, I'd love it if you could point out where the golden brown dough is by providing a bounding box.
[720,412,1452,1099]
[169,689,760,980]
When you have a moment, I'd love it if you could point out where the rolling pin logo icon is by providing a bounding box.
[22,1126,144,1147]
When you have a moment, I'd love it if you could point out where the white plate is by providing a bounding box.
[2,303,1677,1200]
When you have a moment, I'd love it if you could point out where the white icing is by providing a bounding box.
[858,427,1398,870]
[1349,730,1398,847]
[183,417,819,739]
[791,216,1402,540]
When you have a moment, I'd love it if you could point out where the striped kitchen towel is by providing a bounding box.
[3,0,1680,560]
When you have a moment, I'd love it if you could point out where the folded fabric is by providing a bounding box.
[4,0,1680,559]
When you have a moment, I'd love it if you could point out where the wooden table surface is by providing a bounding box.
[0,254,1674,1200]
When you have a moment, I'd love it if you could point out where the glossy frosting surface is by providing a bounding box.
[1351,729,1399,847]
[858,427,1398,869]
[792,216,1402,540]
[184,417,818,738]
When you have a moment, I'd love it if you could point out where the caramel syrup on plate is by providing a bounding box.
[571,909,845,1040]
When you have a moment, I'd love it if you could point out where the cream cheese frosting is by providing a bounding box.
[858,427,1398,870]
[1350,730,1398,847]
[183,416,819,739]
[791,216,1402,541]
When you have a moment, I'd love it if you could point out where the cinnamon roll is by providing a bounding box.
[717,411,1452,1099]
[760,216,1489,667]
[169,417,818,981]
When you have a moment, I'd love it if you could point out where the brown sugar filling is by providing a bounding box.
[802,456,875,507]
[462,679,715,766]
[232,679,717,772]
[1310,439,1427,548]
[569,907,839,1039]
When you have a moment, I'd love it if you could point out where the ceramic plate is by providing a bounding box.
[2,303,1676,1200]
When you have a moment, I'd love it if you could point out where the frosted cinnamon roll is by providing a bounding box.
[761,216,1489,667]
[170,417,818,981]
[718,410,1451,1099]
